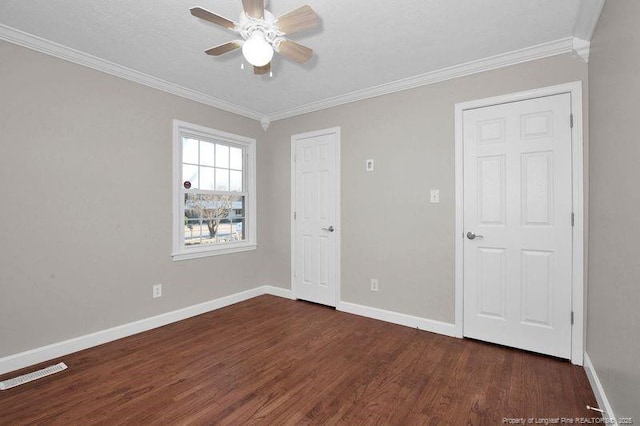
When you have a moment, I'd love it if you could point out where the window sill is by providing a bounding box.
[172,242,257,261]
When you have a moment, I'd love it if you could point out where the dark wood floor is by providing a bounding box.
[0,295,596,425]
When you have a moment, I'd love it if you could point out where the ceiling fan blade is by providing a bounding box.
[277,40,313,64]
[190,7,236,30]
[205,41,243,56]
[276,5,319,35]
[242,0,264,20]
[254,63,271,75]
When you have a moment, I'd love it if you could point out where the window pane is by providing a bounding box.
[201,196,218,244]
[183,195,244,245]
[230,195,245,241]
[184,192,198,208]
[200,141,215,166]
[200,166,215,190]
[215,168,229,191]
[230,170,242,192]
[230,195,244,218]
[216,218,233,242]
[232,218,245,241]
[184,194,202,246]
[184,218,202,246]
[182,164,198,189]
[199,219,218,245]
[230,147,243,170]
[215,144,229,168]
[199,194,232,219]
[184,193,200,222]
[182,138,199,164]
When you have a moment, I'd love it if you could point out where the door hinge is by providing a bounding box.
[571,311,574,325]
[570,114,574,129]
[571,212,575,227]
[294,211,297,220]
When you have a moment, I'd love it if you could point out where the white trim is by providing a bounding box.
[0,24,263,121]
[337,302,458,338]
[0,286,275,375]
[260,116,271,131]
[171,120,257,260]
[0,283,460,377]
[584,353,618,425]
[0,25,586,125]
[569,83,586,365]
[454,105,465,339]
[290,141,296,300]
[265,38,575,122]
[335,129,342,308]
[573,0,607,41]
[572,37,591,63]
[454,81,586,365]
[262,285,295,299]
[171,242,257,261]
[290,127,342,307]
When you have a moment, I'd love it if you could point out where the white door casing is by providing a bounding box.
[462,93,573,359]
[291,127,341,307]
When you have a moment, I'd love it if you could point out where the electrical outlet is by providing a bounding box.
[430,189,440,203]
[370,278,379,292]
[153,284,162,298]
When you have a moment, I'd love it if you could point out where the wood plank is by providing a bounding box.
[0,296,597,424]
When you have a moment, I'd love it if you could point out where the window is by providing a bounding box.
[172,120,256,260]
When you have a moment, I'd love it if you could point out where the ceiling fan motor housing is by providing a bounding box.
[238,10,284,51]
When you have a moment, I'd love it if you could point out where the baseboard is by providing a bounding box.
[584,353,617,425]
[1,285,450,376]
[262,285,294,299]
[337,301,459,338]
[0,286,287,376]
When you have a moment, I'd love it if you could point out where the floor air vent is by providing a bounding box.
[0,362,68,390]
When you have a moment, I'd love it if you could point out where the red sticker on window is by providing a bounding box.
[183,181,191,189]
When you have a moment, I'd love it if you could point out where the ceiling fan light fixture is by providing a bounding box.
[191,3,319,73]
[242,32,273,67]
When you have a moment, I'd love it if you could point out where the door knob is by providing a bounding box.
[322,226,335,232]
[466,231,484,240]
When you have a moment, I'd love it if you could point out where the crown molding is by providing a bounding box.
[260,116,271,131]
[572,37,591,63]
[265,37,575,122]
[574,0,606,41]
[0,24,263,121]
[1,23,587,126]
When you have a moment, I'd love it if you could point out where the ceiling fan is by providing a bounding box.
[190,0,319,75]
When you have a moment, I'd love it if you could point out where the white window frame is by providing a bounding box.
[172,120,257,261]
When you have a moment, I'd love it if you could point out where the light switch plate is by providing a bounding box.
[366,159,374,172]
[430,189,440,203]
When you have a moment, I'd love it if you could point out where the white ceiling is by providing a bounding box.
[0,0,599,119]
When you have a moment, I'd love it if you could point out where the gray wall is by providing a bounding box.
[0,37,592,364]
[263,54,588,323]
[0,41,266,357]
[588,0,640,420]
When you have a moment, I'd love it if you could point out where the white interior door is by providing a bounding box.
[292,128,340,307]
[463,94,573,358]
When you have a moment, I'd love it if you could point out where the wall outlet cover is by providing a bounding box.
[370,278,379,292]
[430,189,440,203]
[153,284,162,298]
